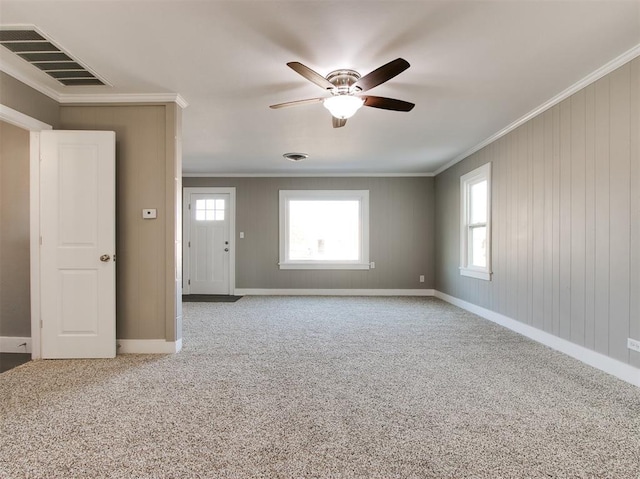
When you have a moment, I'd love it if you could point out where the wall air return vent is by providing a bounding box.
[0,27,107,86]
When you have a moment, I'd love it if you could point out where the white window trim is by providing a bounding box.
[460,163,492,281]
[279,190,370,270]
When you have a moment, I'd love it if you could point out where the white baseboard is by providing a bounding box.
[434,291,640,388]
[2,337,185,355]
[117,338,182,354]
[0,336,32,353]
[235,288,435,296]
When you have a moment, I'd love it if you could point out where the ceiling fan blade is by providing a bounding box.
[362,96,415,112]
[269,98,324,109]
[287,62,335,90]
[332,117,347,128]
[353,58,410,92]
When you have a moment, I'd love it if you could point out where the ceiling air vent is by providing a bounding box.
[0,27,107,86]
[283,152,309,162]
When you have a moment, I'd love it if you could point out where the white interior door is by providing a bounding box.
[189,193,230,294]
[40,130,116,359]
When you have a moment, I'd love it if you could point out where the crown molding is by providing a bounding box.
[434,42,640,176]
[59,93,189,108]
[0,63,189,108]
[182,172,435,178]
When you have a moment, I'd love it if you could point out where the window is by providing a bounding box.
[279,190,370,270]
[195,198,225,221]
[460,163,491,280]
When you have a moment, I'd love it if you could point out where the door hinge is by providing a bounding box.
[40,320,43,329]
[188,241,191,247]
[39,236,43,245]
[188,279,191,285]
[188,203,191,210]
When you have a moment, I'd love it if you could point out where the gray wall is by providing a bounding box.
[0,73,183,343]
[0,121,31,337]
[0,72,59,128]
[60,104,182,341]
[435,57,640,368]
[183,177,435,290]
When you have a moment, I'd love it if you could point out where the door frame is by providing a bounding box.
[0,104,53,359]
[182,187,236,296]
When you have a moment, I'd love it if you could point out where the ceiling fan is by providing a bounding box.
[270,58,415,128]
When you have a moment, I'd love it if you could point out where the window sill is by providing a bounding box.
[459,268,492,281]
[279,262,371,270]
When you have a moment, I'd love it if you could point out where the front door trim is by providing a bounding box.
[183,187,236,296]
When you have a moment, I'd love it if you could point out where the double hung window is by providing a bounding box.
[460,163,491,280]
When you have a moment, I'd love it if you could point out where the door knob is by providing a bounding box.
[224,248,229,252]
[100,254,111,262]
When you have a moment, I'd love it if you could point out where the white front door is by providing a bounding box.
[189,193,230,294]
[39,130,116,359]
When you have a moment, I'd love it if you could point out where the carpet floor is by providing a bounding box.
[1,296,639,478]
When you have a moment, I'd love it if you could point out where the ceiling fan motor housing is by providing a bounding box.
[326,69,361,95]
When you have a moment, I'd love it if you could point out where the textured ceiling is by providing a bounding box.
[1,1,639,175]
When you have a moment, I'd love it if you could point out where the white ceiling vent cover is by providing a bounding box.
[0,26,108,86]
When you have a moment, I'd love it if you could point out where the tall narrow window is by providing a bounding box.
[279,190,369,270]
[460,163,491,280]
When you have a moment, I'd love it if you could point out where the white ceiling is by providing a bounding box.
[1,1,639,175]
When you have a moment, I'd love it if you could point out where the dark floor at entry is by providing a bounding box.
[0,353,31,373]
[182,295,243,303]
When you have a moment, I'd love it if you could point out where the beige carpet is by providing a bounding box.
[1,296,639,478]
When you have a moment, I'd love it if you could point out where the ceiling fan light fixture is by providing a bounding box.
[323,95,364,119]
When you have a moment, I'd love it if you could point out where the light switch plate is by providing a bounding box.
[142,209,157,219]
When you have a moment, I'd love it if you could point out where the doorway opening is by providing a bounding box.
[0,104,52,361]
